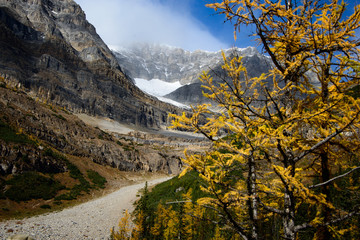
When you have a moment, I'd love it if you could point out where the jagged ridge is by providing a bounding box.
[113,43,272,105]
[0,0,183,129]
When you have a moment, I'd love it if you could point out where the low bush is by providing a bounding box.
[0,120,33,144]
[87,170,107,189]
[40,204,51,209]
[5,172,64,202]
[44,148,93,200]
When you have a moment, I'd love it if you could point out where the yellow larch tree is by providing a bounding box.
[170,0,360,239]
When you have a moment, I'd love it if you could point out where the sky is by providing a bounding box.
[75,0,253,52]
[75,0,359,52]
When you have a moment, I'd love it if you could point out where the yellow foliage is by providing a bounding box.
[172,0,360,239]
[111,210,133,240]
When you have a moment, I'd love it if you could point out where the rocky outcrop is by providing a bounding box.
[0,0,182,129]
[165,53,273,104]
[0,143,67,175]
[0,86,187,175]
[113,43,262,85]
[113,43,273,105]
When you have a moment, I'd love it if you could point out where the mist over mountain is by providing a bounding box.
[0,0,197,189]
[112,43,272,105]
[0,0,182,129]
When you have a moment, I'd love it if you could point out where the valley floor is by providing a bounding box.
[0,176,171,240]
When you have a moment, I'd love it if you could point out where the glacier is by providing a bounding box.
[134,78,183,97]
[134,78,189,109]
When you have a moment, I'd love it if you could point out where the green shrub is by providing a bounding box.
[0,178,6,199]
[0,120,33,144]
[139,171,208,211]
[87,170,107,189]
[40,204,51,209]
[44,148,67,161]
[347,84,360,99]
[52,113,66,121]
[5,172,64,202]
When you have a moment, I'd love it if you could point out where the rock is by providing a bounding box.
[0,86,192,175]
[0,0,184,129]
[7,234,35,240]
[113,43,273,106]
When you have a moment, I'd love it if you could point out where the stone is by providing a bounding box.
[7,234,35,240]
[0,0,183,129]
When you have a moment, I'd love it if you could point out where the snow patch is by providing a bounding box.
[157,96,189,109]
[134,78,182,97]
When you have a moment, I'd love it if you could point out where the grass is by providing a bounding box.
[0,178,6,199]
[52,113,67,121]
[0,120,34,144]
[40,204,51,209]
[44,148,92,201]
[139,171,209,210]
[87,170,107,189]
[1,148,108,204]
[4,172,65,202]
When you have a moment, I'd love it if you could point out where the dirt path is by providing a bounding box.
[0,177,171,240]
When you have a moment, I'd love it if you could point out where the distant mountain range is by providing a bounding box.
[0,0,274,217]
[112,43,272,106]
[0,0,272,178]
[0,0,192,178]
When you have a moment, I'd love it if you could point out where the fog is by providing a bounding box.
[75,0,229,51]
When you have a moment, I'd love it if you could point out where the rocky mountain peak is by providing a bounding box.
[113,43,263,85]
[0,0,183,129]
[112,43,271,106]
[1,0,118,67]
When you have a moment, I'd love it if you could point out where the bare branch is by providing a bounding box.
[308,166,360,189]
[258,199,284,215]
[165,200,192,205]
[295,209,360,232]
[293,110,360,163]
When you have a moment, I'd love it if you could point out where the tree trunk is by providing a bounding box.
[316,151,332,240]
[247,155,259,240]
[283,190,296,240]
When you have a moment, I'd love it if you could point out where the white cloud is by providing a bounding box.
[75,0,228,51]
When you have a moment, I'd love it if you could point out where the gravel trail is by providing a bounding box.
[0,177,170,240]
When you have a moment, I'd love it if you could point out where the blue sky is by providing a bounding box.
[75,0,358,52]
[75,0,251,51]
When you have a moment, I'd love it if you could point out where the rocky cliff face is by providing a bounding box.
[113,43,272,105]
[165,53,273,105]
[0,84,189,175]
[0,0,182,129]
[113,43,262,84]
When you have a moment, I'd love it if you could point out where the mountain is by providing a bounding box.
[0,0,182,129]
[0,0,207,217]
[112,43,272,105]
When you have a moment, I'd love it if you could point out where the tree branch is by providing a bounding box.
[258,198,284,215]
[308,166,360,189]
[293,110,360,163]
[295,209,360,232]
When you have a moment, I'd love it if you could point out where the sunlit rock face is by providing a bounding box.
[0,0,183,129]
[113,43,272,105]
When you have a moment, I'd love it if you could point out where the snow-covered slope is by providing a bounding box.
[134,78,189,108]
[134,78,182,97]
[113,43,271,107]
